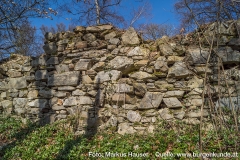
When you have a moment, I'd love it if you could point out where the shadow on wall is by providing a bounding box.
[55,78,101,159]
[0,52,101,158]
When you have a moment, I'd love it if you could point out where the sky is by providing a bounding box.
[31,0,179,33]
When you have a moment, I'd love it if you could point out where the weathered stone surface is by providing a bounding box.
[63,97,77,106]
[188,76,203,89]
[109,56,134,74]
[168,62,192,78]
[167,56,184,64]
[86,25,113,32]
[74,59,92,71]
[122,104,138,110]
[164,91,185,98]
[58,86,75,91]
[94,70,122,83]
[28,99,48,108]
[228,38,240,49]
[79,96,93,105]
[129,71,157,81]
[217,47,240,64]
[13,98,28,114]
[111,93,137,104]
[1,100,13,108]
[127,47,149,57]
[109,38,120,45]
[95,89,105,107]
[48,71,80,86]
[158,108,174,120]
[47,57,59,65]
[74,26,85,32]
[139,92,164,109]
[43,42,57,55]
[27,90,39,99]
[114,83,134,93]
[190,99,203,106]
[54,91,68,98]
[72,89,86,96]
[121,27,140,45]
[45,32,55,41]
[83,33,96,41]
[75,41,88,49]
[39,89,55,98]
[7,70,22,78]
[174,110,185,120]
[9,77,27,89]
[186,110,209,118]
[105,31,116,40]
[154,60,168,73]
[194,66,212,74]
[82,75,93,84]
[31,56,47,67]
[55,64,69,73]
[118,123,136,135]
[0,81,8,91]
[127,110,141,122]
[35,70,48,80]
[52,104,65,111]
[187,47,210,64]
[134,60,148,68]
[183,118,200,125]
[163,98,183,108]
[67,50,107,58]
[159,44,174,56]
[91,62,105,71]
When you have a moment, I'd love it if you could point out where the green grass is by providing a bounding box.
[0,117,239,160]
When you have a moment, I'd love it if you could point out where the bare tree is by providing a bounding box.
[0,0,56,58]
[174,0,240,30]
[139,23,176,40]
[125,0,152,28]
[57,0,125,26]
[40,23,75,35]
[14,20,43,57]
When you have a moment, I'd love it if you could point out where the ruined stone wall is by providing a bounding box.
[0,21,240,135]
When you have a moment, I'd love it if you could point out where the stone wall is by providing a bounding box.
[0,21,240,135]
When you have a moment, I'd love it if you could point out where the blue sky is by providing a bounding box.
[31,0,179,32]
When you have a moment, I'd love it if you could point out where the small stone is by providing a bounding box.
[127,110,141,122]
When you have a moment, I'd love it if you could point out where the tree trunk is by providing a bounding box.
[95,0,100,25]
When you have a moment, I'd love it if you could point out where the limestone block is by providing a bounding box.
[139,92,164,109]
[163,98,183,108]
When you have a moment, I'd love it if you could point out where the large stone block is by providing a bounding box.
[74,59,92,71]
[43,42,57,55]
[163,98,183,108]
[31,56,47,67]
[114,84,134,93]
[127,47,150,57]
[28,99,48,108]
[127,111,141,122]
[187,47,210,64]
[139,92,164,109]
[217,47,240,64]
[121,27,140,45]
[129,71,157,81]
[167,62,192,78]
[35,70,48,80]
[86,25,113,32]
[94,70,122,83]
[109,56,134,74]
[9,77,27,89]
[48,71,80,86]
